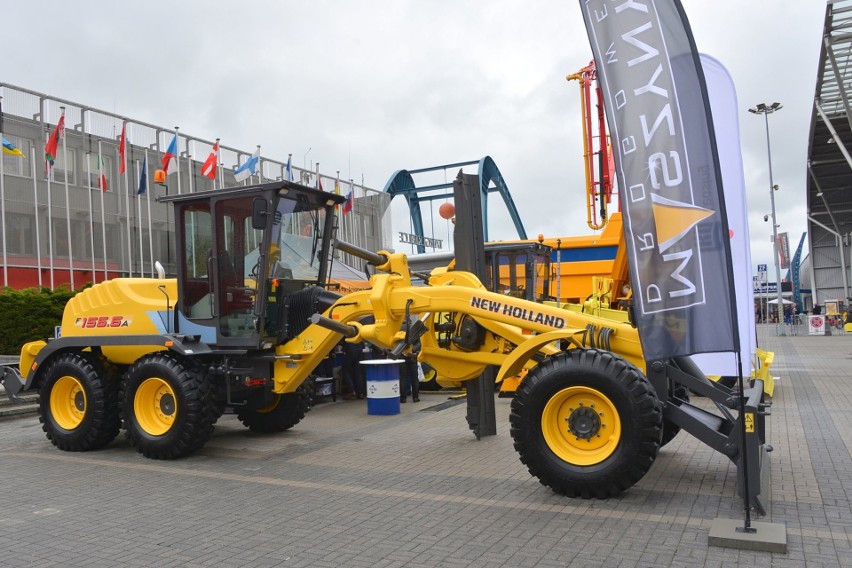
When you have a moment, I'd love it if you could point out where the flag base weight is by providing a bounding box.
[708,518,787,553]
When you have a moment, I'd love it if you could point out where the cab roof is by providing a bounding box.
[158,180,347,208]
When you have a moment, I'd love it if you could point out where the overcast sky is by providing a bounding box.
[2,0,824,272]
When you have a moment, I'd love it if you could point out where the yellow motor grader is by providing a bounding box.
[1,180,771,507]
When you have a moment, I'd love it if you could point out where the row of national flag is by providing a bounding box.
[19,114,357,210]
[2,137,25,157]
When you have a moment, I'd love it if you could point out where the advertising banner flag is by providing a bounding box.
[580,0,737,361]
[777,232,790,270]
[690,55,755,378]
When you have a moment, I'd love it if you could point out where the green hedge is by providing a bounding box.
[0,287,78,355]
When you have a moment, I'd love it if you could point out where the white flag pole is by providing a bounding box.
[123,122,132,277]
[187,139,194,194]
[174,127,182,195]
[217,140,223,190]
[0,124,7,288]
[86,148,96,282]
[256,145,262,183]
[30,142,43,288]
[214,138,220,190]
[136,159,144,278]
[98,140,107,280]
[46,112,55,290]
[145,148,153,275]
[60,107,74,289]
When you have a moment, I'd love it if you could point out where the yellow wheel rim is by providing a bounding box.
[50,375,87,430]
[541,386,621,466]
[134,378,178,436]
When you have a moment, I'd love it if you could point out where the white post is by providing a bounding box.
[256,145,262,183]
[98,140,107,280]
[145,148,153,274]
[46,154,55,289]
[174,127,182,195]
[136,159,144,278]
[217,143,223,191]
[124,123,132,277]
[30,142,43,288]
[0,126,6,288]
[187,139,194,194]
[60,107,74,289]
[86,149,96,281]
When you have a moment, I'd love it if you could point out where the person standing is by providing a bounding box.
[400,319,421,403]
[342,340,365,399]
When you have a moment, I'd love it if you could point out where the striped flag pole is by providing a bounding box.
[145,148,153,275]
[60,106,75,289]
[30,142,43,288]
[98,140,107,280]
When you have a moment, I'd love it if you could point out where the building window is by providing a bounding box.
[2,134,33,178]
[4,213,35,255]
[51,147,75,185]
[87,153,113,191]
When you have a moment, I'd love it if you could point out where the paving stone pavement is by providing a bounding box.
[0,324,849,567]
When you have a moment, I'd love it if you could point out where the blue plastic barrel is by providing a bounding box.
[362,359,401,415]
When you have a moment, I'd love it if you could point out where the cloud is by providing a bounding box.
[1,0,824,271]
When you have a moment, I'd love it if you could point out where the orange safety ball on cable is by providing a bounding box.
[439,202,455,220]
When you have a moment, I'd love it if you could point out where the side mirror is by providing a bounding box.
[252,197,268,230]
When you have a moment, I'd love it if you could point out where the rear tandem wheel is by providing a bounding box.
[509,348,662,498]
[122,353,219,459]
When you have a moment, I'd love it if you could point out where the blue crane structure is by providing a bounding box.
[382,156,527,253]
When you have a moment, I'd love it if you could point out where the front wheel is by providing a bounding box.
[236,386,312,433]
[122,353,218,459]
[510,348,662,498]
[38,352,120,451]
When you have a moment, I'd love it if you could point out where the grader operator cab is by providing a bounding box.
[5,181,345,459]
[2,180,771,510]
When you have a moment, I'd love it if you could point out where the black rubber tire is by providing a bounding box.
[509,348,662,499]
[38,352,120,452]
[236,388,311,433]
[122,353,218,459]
[660,382,689,447]
[301,376,317,409]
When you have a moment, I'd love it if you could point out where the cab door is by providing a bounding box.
[177,195,262,348]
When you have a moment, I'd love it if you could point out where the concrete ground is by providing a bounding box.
[0,324,849,567]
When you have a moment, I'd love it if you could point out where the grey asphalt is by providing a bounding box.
[0,324,849,567]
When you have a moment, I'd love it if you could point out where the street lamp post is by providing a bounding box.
[749,102,785,334]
